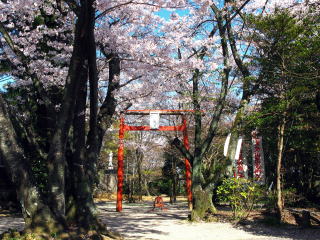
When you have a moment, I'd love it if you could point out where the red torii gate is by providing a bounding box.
[116,109,193,212]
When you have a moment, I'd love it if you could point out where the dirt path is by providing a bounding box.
[1,201,320,240]
[98,201,320,240]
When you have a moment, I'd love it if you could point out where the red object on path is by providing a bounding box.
[153,196,165,210]
[116,110,194,212]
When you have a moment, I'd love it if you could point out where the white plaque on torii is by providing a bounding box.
[150,111,160,129]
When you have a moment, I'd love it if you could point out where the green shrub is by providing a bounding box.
[217,177,265,220]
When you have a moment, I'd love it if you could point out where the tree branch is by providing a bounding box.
[227,0,251,25]
[209,0,251,38]
[95,1,134,20]
[171,137,193,165]
[119,75,142,88]
[200,8,230,160]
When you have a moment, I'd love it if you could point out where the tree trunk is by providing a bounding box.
[85,0,100,193]
[96,53,121,155]
[137,150,143,202]
[46,1,89,218]
[66,63,98,229]
[276,116,286,222]
[189,13,230,218]
[224,4,251,177]
[0,96,63,232]
[131,163,135,202]
[69,1,104,230]
[191,185,215,221]
[191,149,216,220]
[172,156,177,203]
[190,69,216,219]
[191,69,206,219]
[65,64,88,223]
[144,179,150,196]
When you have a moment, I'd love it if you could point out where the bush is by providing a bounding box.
[217,178,265,220]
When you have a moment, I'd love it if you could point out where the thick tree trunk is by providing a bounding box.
[67,1,104,230]
[46,1,89,217]
[316,91,320,112]
[85,0,100,192]
[276,116,286,222]
[66,63,98,229]
[0,96,62,232]
[191,185,215,221]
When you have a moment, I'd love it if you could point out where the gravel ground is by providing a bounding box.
[1,201,320,240]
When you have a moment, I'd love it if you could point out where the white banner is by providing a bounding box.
[234,137,243,160]
[224,133,231,157]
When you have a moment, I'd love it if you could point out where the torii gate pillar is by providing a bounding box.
[116,116,125,212]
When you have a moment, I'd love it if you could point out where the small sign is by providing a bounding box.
[150,112,160,129]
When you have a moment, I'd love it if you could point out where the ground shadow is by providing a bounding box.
[97,200,189,239]
[238,222,320,240]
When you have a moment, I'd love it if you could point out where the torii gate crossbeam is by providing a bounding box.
[116,110,193,212]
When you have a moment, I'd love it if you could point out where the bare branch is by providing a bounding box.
[227,0,251,25]
[96,1,187,20]
[119,75,142,88]
[208,0,251,38]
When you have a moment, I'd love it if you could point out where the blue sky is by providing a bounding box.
[156,8,189,20]
[0,74,14,92]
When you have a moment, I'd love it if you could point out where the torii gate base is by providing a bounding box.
[116,110,193,212]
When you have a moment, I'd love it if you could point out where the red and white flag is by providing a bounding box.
[234,136,248,179]
[251,131,265,184]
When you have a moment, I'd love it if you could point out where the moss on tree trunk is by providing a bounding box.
[191,186,216,221]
